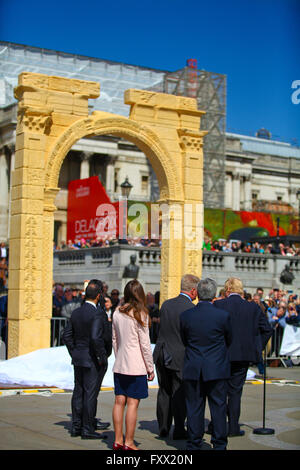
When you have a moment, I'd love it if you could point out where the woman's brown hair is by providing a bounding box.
[119,279,151,328]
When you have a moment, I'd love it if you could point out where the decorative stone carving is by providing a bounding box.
[178,129,207,154]
[23,216,39,320]
[17,105,53,135]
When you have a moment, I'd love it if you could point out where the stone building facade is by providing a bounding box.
[1,103,299,245]
[0,42,299,245]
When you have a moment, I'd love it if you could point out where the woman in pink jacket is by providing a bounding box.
[112,279,155,450]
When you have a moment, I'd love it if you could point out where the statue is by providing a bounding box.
[280,264,295,285]
[123,254,139,279]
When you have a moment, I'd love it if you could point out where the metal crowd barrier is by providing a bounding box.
[264,326,300,368]
[51,317,68,347]
[0,316,7,360]
[51,317,160,347]
[1,317,298,368]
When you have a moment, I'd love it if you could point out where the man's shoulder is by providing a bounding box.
[211,302,231,319]
[215,295,244,306]
[72,302,96,316]
[161,295,192,312]
[180,303,197,319]
[163,294,192,306]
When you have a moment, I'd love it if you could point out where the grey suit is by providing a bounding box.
[153,294,193,436]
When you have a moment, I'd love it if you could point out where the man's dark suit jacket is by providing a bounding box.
[97,305,112,358]
[153,294,193,377]
[63,302,108,368]
[214,294,272,363]
[180,301,232,382]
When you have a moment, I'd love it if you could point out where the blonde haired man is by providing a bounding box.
[214,277,272,437]
[224,278,244,296]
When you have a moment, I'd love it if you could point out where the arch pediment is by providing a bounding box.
[45,112,183,202]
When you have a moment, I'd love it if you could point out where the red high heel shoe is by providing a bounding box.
[113,442,123,450]
[123,445,139,450]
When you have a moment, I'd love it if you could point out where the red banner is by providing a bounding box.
[67,176,119,242]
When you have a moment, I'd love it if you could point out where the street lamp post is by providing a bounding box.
[119,177,133,240]
[120,176,133,199]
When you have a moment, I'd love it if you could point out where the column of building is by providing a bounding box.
[0,145,11,242]
[232,173,241,211]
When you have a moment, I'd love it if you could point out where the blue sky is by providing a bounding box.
[1,0,299,144]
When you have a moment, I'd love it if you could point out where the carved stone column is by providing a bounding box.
[178,129,206,279]
[124,89,206,300]
[9,72,100,357]
[7,101,53,357]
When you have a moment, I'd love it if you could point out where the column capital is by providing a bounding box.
[4,143,16,156]
[232,172,240,180]
[79,151,94,161]
[178,129,207,153]
[17,105,53,135]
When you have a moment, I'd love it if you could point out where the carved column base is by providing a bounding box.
[7,318,51,358]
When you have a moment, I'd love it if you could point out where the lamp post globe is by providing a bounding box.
[120,176,133,198]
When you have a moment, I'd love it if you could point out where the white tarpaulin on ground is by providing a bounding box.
[280,324,300,356]
[0,345,256,390]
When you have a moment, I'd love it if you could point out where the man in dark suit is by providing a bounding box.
[63,281,110,439]
[180,278,232,450]
[88,279,112,431]
[153,274,200,439]
[214,277,272,437]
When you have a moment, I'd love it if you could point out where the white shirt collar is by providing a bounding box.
[85,300,97,308]
[180,292,193,301]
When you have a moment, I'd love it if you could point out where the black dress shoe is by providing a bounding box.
[70,428,81,437]
[81,431,108,439]
[228,430,245,437]
[159,429,169,438]
[173,429,188,440]
[95,419,110,430]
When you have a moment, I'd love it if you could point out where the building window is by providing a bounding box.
[141,175,149,192]
[114,168,120,193]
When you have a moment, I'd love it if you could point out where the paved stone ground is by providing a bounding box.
[0,366,299,455]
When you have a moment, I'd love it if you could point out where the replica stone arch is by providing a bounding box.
[8,72,206,358]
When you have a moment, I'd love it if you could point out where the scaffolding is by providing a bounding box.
[0,43,226,208]
[150,61,226,208]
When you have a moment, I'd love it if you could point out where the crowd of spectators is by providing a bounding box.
[203,237,300,256]
[53,236,300,257]
[240,287,300,367]
[51,282,161,344]
[54,237,162,251]
[0,243,8,291]
[1,275,299,364]
[52,280,300,359]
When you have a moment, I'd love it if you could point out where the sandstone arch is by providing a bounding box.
[8,72,206,357]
